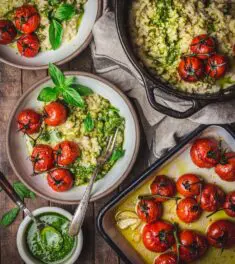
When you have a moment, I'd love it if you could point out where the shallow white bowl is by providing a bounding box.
[17,207,83,264]
[7,72,140,203]
[0,0,102,70]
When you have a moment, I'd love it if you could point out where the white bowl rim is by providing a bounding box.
[0,1,102,70]
[17,206,83,264]
[6,71,140,204]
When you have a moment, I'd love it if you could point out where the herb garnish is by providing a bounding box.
[84,113,94,132]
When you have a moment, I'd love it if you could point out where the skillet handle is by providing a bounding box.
[144,77,209,119]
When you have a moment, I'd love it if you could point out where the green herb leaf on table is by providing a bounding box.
[84,113,94,132]
[13,181,36,200]
[38,87,59,102]
[62,87,85,107]
[49,19,63,50]
[72,84,94,96]
[0,207,20,227]
[110,148,125,162]
[54,3,76,21]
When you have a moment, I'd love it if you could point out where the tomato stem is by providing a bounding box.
[173,222,181,264]
[206,208,224,218]
[138,194,181,202]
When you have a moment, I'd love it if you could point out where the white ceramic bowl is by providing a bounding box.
[0,0,102,70]
[17,207,83,264]
[7,72,140,204]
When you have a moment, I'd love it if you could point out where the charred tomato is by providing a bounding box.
[154,252,178,264]
[224,191,235,217]
[0,20,17,45]
[142,220,175,253]
[17,33,40,57]
[14,4,40,34]
[31,144,54,173]
[190,138,220,168]
[178,56,204,82]
[54,141,80,166]
[47,168,74,192]
[215,152,235,182]
[190,34,216,59]
[44,101,67,127]
[150,175,176,202]
[176,174,203,197]
[177,230,208,263]
[206,54,228,79]
[207,220,235,249]
[137,199,163,223]
[177,197,202,223]
[197,183,225,212]
[17,109,42,134]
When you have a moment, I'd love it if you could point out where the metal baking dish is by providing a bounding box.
[97,125,235,264]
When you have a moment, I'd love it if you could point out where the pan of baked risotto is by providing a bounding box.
[115,0,235,118]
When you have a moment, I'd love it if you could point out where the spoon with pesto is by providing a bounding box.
[0,171,63,251]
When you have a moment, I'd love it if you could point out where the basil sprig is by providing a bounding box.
[0,182,36,227]
[49,3,77,50]
[84,113,94,132]
[38,63,93,107]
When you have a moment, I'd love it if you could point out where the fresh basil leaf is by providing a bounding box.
[110,148,125,162]
[13,182,36,200]
[49,19,63,50]
[48,63,65,87]
[62,87,85,108]
[0,207,20,227]
[37,87,59,102]
[84,113,94,132]
[72,84,94,96]
[54,4,76,21]
[64,76,76,87]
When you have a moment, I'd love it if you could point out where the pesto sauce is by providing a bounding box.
[26,213,76,264]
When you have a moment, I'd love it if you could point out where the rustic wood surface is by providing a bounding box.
[0,47,150,264]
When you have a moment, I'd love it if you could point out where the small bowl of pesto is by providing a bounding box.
[17,207,83,264]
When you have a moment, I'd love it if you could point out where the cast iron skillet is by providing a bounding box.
[115,0,235,118]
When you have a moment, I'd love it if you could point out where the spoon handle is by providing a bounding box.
[0,171,25,210]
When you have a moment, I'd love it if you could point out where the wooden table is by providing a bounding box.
[0,47,149,264]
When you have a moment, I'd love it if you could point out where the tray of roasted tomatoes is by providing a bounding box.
[97,125,235,264]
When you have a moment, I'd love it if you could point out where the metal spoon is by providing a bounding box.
[0,171,63,250]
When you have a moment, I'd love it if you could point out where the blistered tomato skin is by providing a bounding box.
[206,54,228,79]
[224,191,235,217]
[207,220,235,249]
[14,5,40,34]
[137,199,162,223]
[177,197,202,223]
[0,20,17,45]
[154,252,178,264]
[197,183,225,212]
[44,102,68,127]
[142,220,175,253]
[215,152,235,181]
[17,109,42,134]
[150,175,176,202]
[190,138,220,168]
[176,174,202,197]
[17,34,40,57]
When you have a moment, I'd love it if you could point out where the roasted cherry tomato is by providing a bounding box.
[224,191,235,217]
[47,168,74,192]
[54,141,80,166]
[190,138,220,168]
[178,56,204,82]
[215,152,235,182]
[177,197,202,223]
[14,5,40,34]
[197,183,225,212]
[176,174,202,197]
[190,34,216,59]
[44,101,67,127]
[17,33,40,57]
[207,220,235,249]
[150,175,176,202]
[142,220,175,253]
[0,20,17,45]
[137,199,163,223]
[177,230,208,263]
[154,252,178,264]
[31,144,54,173]
[206,54,228,79]
[17,109,42,134]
